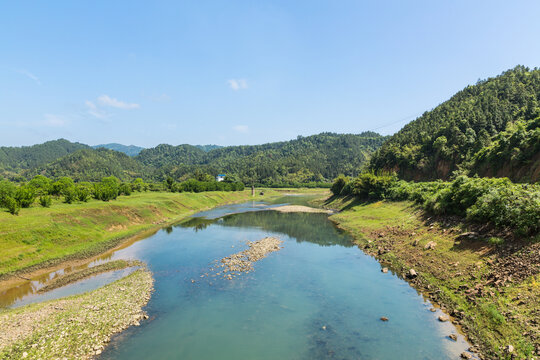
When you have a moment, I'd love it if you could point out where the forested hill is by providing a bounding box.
[369,66,540,183]
[139,132,386,184]
[32,148,147,182]
[0,139,89,172]
[0,132,386,184]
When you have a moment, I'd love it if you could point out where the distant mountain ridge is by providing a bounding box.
[92,143,145,157]
[0,132,386,184]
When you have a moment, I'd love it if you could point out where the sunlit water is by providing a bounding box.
[1,197,471,359]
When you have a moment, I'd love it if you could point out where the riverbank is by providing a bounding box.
[325,197,539,359]
[0,268,153,359]
[0,190,285,284]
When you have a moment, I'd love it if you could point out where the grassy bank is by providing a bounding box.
[0,268,153,359]
[327,198,539,359]
[0,189,282,278]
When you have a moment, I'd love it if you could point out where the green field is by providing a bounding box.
[0,190,285,278]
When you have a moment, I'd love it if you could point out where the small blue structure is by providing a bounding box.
[216,174,226,182]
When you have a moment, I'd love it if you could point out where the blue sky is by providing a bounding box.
[1,1,539,147]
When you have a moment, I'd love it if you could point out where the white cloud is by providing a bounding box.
[97,95,140,109]
[43,114,67,127]
[228,79,248,91]
[233,125,249,133]
[85,100,108,119]
[17,69,41,85]
[85,94,139,119]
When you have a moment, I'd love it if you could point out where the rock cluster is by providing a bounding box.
[216,237,283,280]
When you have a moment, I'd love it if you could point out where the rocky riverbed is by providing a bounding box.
[215,237,283,280]
[0,269,153,359]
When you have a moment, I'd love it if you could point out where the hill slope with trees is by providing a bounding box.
[0,132,386,184]
[369,66,540,182]
[0,139,89,175]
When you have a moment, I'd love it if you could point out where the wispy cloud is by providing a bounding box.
[43,114,67,127]
[16,69,42,86]
[233,125,249,133]
[228,79,248,91]
[85,94,140,119]
[97,95,140,109]
[85,100,108,119]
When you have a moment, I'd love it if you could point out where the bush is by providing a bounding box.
[331,175,349,195]
[119,183,132,196]
[63,187,77,204]
[14,185,36,208]
[4,196,20,215]
[39,195,52,207]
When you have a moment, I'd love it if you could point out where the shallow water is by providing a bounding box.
[99,200,469,359]
[1,197,471,359]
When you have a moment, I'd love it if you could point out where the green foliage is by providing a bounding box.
[32,148,147,182]
[140,132,386,184]
[94,176,120,201]
[4,196,20,215]
[119,183,132,196]
[14,185,36,208]
[131,178,147,192]
[51,177,75,196]
[0,180,16,207]
[63,187,77,204]
[330,175,350,195]
[332,173,540,235]
[483,304,506,325]
[76,183,92,202]
[28,175,52,195]
[370,66,540,182]
[39,195,52,208]
[0,139,89,172]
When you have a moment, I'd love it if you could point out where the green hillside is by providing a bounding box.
[31,148,148,182]
[0,139,89,173]
[138,132,387,184]
[369,66,540,182]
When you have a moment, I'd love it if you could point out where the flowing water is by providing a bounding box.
[1,196,471,359]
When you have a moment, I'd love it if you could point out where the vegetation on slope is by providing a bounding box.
[331,172,540,236]
[31,148,148,182]
[0,139,89,175]
[0,190,275,277]
[142,132,386,184]
[369,66,540,182]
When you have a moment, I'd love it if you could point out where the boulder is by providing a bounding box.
[408,269,418,278]
[460,352,472,359]
[448,334,457,341]
[381,267,388,273]
[380,317,389,322]
[424,241,437,250]
[438,315,449,322]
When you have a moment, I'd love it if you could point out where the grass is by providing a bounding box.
[326,197,540,359]
[0,189,285,278]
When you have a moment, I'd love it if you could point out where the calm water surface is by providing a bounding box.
[1,197,471,359]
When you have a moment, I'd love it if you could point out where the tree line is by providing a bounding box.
[0,174,245,215]
[331,172,540,236]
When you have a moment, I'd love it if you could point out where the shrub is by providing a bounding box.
[331,175,349,195]
[39,195,52,208]
[119,183,132,196]
[4,196,20,215]
[14,185,36,208]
